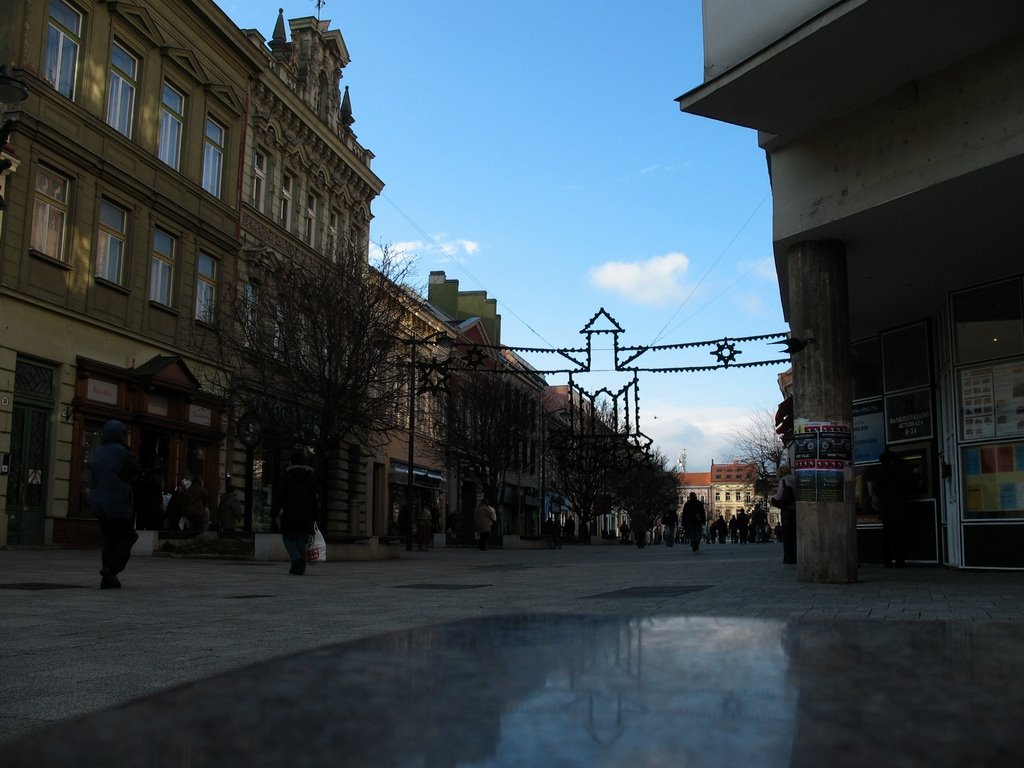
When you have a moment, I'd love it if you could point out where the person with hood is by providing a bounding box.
[277,449,318,575]
[90,420,140,589]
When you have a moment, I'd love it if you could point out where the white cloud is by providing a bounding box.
[735,291,765,315]
[589,252,691,306]
[370,236,480,264]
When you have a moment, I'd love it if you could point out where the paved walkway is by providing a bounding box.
[3,541,1024,744]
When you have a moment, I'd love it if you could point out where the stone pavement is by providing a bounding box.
[2,540,1024,745]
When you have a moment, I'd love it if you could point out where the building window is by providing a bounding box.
[106,42,137,137]
[201,116,225,197]
[44,0,81,99]
[252,150,266,211]
[304,192,319,246]
[327,209,340,256]
[952,280,1024,365]
[95,199,127,283]
[31,166,71,261]
[158,82,185,170]
[243,281,259,346]
[195,252,217,322]
[280,174,293,229]
[149,228,175,306]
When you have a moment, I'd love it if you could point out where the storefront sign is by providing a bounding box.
[147,394,169,416]
[885,388,932,442]
[188,404,212,427]
[793,419,852,502]
[86,378,118,405]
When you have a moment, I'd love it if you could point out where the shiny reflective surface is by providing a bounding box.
[5,614,1023,767]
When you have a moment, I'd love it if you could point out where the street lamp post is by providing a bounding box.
[404,331,452,552]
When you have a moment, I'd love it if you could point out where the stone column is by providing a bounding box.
[787,240,857,583]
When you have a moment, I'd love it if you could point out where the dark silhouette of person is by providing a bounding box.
[90,420,140,589]
[681,492,706,552]
[737,508,750,544]
[876,449,911,567]
[772,466,797,564]
[277,449,318,575]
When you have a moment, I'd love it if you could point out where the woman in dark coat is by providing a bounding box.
[277,450,318,575]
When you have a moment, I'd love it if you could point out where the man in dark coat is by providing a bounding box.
[681,492,706,552]
[876,449,911,567]
[277,449,318,575]
[91,420,140,589]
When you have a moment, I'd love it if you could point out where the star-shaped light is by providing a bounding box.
[711,340,740,366]
[416,358,450,395]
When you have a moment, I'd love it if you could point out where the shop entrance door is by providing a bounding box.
[6,403,50,545]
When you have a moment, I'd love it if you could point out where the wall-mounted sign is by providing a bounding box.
[86,378,118,405]
[147,394,169,416]
[853,399,885,464]
[885,388,933,443]
[188,404,212,427]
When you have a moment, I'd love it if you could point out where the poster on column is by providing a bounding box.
[792,419,852,502]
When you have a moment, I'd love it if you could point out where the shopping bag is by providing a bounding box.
[306,523,327,563]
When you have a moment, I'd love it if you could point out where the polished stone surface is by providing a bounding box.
[4,613,1023,767]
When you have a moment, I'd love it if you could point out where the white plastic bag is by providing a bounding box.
[306,523,327,563]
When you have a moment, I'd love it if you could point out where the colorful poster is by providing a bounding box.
[793,420,853,503]
[961,362,1024,440]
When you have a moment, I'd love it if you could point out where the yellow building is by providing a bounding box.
[0,0,260,545]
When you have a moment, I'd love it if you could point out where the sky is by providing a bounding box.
[219,1,787,472]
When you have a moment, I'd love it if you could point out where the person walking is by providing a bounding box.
[217,476,243,534]
[474,498,497,550]
[681,492,707,553]
[737,508,750,544]
[629,509,649,548]
[662,507,678,547]
[772,465,797,564]
[277,450,317,575]
[184,474,208,535]
[90,420,140,589]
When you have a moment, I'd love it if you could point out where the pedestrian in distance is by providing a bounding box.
[662,507,678,547]
[629,509,648,548]
[474,498,497,550]
[737,508,750,544]
[771,465,797,564]
[681,492,707,552]
[90,420,140,589]
[217,476,243,534]
[277,449,318,575]
[184,473,208,535]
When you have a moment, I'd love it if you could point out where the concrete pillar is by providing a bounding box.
[788,240,857,583]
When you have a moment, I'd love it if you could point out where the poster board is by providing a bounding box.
[959,360,1024,441]
[793,420,852,502]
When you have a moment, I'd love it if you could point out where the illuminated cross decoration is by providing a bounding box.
[449,308,794,457]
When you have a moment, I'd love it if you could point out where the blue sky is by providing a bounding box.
[220,1,787,472]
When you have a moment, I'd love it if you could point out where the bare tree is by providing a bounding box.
[727,406,786,495]
[546,399,633,540]
[199,242,416,526]
[432,366,541,533]
[612,448,680,534]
